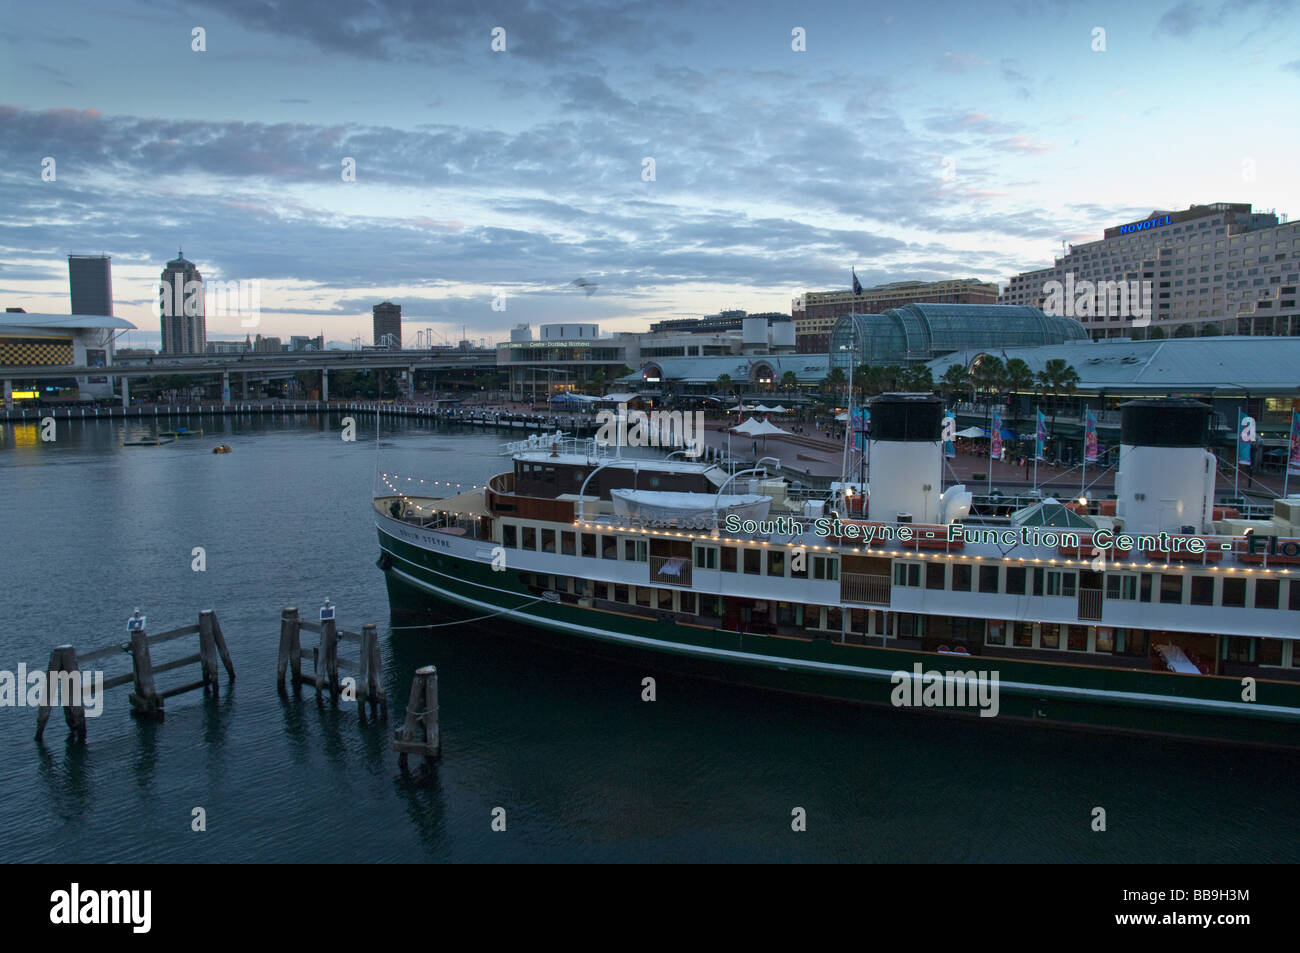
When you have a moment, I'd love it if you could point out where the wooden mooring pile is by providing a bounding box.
[35,608,235,741]
[276,600,387,718]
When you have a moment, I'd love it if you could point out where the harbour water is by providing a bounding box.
[2,413,1298,862]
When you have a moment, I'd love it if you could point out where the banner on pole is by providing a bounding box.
[943,410,956,459]
[1084,408,1098,464]
[1035,409,1047,461]
[1237,409,1255,467]
[990,411,1003,460]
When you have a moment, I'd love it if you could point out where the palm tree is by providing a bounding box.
[1035,358,1080,457]
[716,373,734,401]
[970,354,1006,449]
[780,370,798,395]
[898,364,933,393]
[1003,357,1034,435]
[940,363,968,402]
[823,366,848,402]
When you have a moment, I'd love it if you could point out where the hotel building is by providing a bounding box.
[1001,203,1300,339]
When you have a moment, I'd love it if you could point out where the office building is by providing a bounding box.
[68,255,113,315]
[373,301,402,349]
[1001,203,1300,339]
[159,251,206,354]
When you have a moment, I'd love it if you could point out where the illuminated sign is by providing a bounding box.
[1117,215,1172,235]
[11,390,38,399]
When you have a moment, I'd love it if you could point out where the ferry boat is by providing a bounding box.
[374,396,1300,747]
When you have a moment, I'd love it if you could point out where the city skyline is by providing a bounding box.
[3,0,1299,349]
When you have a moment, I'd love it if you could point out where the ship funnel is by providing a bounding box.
[866,393,944,524]
[1115,399,1214,534]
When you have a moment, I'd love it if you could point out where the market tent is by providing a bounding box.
[955,426,987,438]
[731,417,765,435]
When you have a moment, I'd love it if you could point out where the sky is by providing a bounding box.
[2,0,1298,349]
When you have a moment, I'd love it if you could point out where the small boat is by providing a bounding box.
[212,445,232,454]
[160,427,203,437]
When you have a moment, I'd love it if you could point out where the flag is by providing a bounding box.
[851,406,869,451]
[990,410,1003,459]
[1288,410,1300,476]
[1084,408,1098,463]
[1035,408,1048,461]
[943,410,956,458]
[1237,409,1255,467]
[852,268,863,296]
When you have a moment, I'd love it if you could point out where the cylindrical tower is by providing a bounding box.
[1115,399,1214,534]
[866,393,944,523]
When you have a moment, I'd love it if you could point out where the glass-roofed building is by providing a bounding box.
[829,303,1089,370]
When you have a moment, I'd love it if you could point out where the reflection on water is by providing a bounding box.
[1,415,1298,862]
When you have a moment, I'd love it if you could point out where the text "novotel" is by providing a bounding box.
[1118,215,1172,235]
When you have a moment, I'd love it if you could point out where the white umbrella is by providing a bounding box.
[731,416,764,435]
[956,426,986,438]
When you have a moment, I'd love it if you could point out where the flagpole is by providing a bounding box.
[1285,410,1296,498]
[1234,409,1240,498]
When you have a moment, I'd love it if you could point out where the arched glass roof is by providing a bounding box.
[830,304,1087,369]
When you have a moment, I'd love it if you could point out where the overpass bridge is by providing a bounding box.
[0,349,499,406]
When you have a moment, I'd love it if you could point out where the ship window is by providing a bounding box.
[1040,623,1060,649]
[813,556,838,581]
[1013,622,1033,647]
[790,550,807,579]
[679,592,696,614]
[1106,574,1137,600]
[1139,573,1154,602]
[560,531,575,555]
[826,606,842,631]
[541,529,556,553]
[767,550,786,576]
[657,589,673,610]
[614,584,628,603]
[694,546,719,569]
[952,564,972,591]
[925,563,946,590]
[1190,576,1214,605]
[1067,625,1088,651]
[1118,629,1148,658]
[581,533,596,557]
[598,582,612,601]
[522,526,536,550]
[779,603,797,626]
[1159,574,1183,604]
[601,535,617,559]
[722,547,738,572]
[1095,627,1114,653]
[894,562,920,587]
[802,605,824,629]
[1223,636,1252,662]
[897,614,921,638]
[849,609,869,634]
[1258,638,1283,666]
[1006,567,1027,594]
[1046,571,1076,596]
[986,622,1006,645]
[1254,578,1280,609]
[744,548,762,574]
[1222,578,1246,607]
[1291,582,1300,611]
[624,539,648,562]
[502,524,517,548]
[635,587,651,607]
[978,565,1000,593]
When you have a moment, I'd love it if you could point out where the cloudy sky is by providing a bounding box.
[2,0,1297,349]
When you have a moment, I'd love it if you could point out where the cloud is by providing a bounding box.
[939,51,990,73]
[1155,1,1207,36]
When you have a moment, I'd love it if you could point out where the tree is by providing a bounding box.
[780,370,798,394]
[1035,358,1080,454]
[1003,357,1034,433]
[940,363,968,401]
[900,364,933,393]
[823,366,848,402]
[970,354,1006,447]
[716,374,734,399]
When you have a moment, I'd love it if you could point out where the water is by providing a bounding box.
[2,413,1298,862]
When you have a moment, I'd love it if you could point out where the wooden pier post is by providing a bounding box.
[276,606,302,689]
[211,611,235,682]
[34,645,86,743]
[198,610,220,696]
[394,665,440,773]
[318,602,339,701]
[357,622,388,717]
[127,612,162,719]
